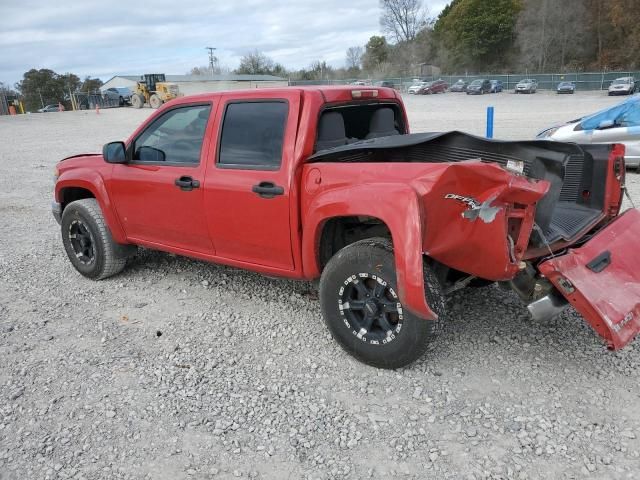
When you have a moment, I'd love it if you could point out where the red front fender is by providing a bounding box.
[302,184,438,320]
[55,170,127,244]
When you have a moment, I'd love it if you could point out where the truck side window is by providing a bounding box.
[133,104,211,164]
[218,101,288,169]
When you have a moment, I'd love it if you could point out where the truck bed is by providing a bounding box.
[309,131,609,246]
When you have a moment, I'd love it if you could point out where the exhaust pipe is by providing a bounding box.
[527,290,569,322]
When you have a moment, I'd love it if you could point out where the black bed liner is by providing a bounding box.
[309,131,607,245]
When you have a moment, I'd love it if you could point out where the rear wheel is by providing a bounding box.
[319,238,446,369]
[131,94,144,108]
[61,199,135,280]
[149,94,163,109]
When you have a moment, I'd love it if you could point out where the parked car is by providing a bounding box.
[408,81,428,94]
[466,79,492,95]
[53,86,640,368]
[537,95,640,169]
[37,104,62,113]
[351,81,367,86]
[489,80,503,93]
[608,77,636,96]
[418,80,448,94]
[515,79,537,94]
[102,87,131,106]
[375,80,395,89]
[556,81,576,94]
[449,79,468,92]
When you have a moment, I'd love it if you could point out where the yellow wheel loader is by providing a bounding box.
[130,74,181,109]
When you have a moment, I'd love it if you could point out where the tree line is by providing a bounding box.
[7,0,640,111]
[227,0,640,80]
[4,69,104,112]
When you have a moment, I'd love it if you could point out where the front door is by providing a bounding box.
[203,94,299,271]
[109,102,215,254]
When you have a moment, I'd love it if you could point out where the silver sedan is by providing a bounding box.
[537,96,640,169]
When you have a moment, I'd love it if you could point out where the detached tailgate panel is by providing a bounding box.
[539,209,640,349]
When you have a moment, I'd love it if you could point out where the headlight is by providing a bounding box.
[53,165,60,182]
[537,127,559,139]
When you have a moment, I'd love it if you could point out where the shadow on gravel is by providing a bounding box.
[122,248,638,373]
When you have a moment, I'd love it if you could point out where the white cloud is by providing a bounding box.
[0,0,447,85]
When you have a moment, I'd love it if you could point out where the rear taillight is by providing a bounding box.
[611,143,625,181]
[607,143,626,216]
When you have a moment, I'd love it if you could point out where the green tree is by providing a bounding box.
[362,36,390,72]
[433,0,521,71]
[235,50,286,76]
[16,69,69,111]
[80,76,103,93]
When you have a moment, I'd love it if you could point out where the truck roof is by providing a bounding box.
[170,85,400,105]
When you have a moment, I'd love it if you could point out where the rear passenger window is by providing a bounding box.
[218,101,288,169]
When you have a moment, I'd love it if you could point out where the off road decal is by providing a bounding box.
[445,193,501,223]
[444,193,481,209]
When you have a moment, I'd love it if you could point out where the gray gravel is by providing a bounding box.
[1,92,640,480]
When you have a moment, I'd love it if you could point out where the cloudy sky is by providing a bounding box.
[1,0,448,85]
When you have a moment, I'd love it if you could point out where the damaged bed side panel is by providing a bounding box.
[417,161,549,280]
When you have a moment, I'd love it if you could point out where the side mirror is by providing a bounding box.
[597,119,616,130]
[103,141,127,163]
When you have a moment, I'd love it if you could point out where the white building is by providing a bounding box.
[100,74,288,95]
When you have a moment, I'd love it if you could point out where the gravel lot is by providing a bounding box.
[1,91,639,480]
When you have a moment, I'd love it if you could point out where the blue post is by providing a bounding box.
[486,106,494,139]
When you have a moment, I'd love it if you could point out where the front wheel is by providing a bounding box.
[131,94,144,108]
[61,199,135,280]
[319,238,446,369]
[149,94,163,109]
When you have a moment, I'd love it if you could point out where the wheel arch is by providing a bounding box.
[302,184,437,320]
[56,174,127,244]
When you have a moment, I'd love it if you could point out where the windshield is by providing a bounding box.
[581,98,640,130]
[613,79,630,85]
[470,80,482,85]
[559,82,572,86]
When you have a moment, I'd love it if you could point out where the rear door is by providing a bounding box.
[202,92,300,271]
[538,208,640,349]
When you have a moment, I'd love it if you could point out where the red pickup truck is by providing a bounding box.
[53,86,640,368]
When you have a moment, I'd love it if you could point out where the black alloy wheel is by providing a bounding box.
[68,219,95,265]
[339,273,403,345]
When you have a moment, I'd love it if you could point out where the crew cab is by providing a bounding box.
[53,86,640,368]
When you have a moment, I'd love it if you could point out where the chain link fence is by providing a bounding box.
[289,71,640,92]
[69,92,122,110]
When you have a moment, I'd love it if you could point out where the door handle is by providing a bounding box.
[175,176,200,191]
[252,181,284,199]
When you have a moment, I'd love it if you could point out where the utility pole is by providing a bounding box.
[206,47,217,76]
